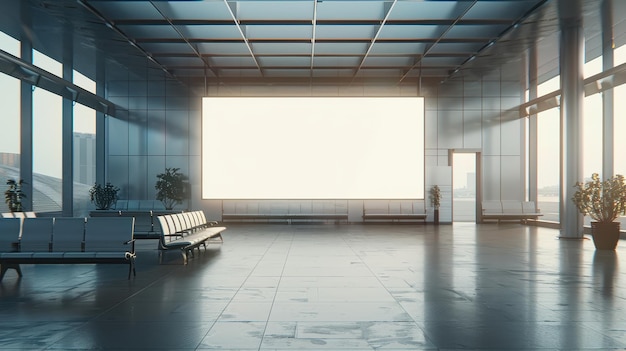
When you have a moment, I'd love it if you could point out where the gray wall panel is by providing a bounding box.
[128,155,148,199]
[189,155,201,210]
[463,109,482,149]
[165,110,189,155]
[464,81,482,97]
[128,97,147,110]
[482,97,500,110]
[108,156,129,199]
[129,81,148,97]
[147,110,166,155]
[482,81,501,96]
[500,156,522,200]
[500,117,522,155]
[148,80,166,97]
[482,110,501,156]
[107,81,129,96]
[189,111,201,156]
[482,155,501,200]
[463,96,482,110]
[128,111,147,155]
[438,110,463,149]
[107,116,129,156]
[425,110,438,148]
[147,156,166,200]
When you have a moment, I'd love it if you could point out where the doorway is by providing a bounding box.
[452,152,479,222]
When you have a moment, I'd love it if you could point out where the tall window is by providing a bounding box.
[32,50,62,213]
[73,70,96,217]
[536,107,560,223]
[0,32,21,187]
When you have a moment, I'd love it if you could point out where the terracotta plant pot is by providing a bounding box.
[591,221,621,250]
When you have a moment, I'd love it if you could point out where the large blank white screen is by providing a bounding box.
[202,97,424,199]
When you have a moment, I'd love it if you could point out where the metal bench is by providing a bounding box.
[156,211,225,264]
[0,217,136,281]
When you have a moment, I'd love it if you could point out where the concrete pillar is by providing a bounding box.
[558,0,584,238]
[19,2,33,212]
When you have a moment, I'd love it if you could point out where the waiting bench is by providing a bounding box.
[362,200,427,223]
[481,201,543,223]
[0,217,136,281]
[156,211,226,264]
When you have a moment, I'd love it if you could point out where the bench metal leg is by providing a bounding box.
[0,263,23,282]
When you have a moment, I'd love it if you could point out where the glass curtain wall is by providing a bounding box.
[32,50,63,213]
[0,32,21,209]
[73,71,96,217]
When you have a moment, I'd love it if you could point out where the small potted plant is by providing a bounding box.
[5,178,26,212]
[572,173,626,250]
[155,168,188,210]
[430,185,442,224]
[89,182,119,210]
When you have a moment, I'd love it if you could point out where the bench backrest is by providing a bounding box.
[20,218,53,252]
[0,218,21,252]
[501,201,523,214]
[52,217,86,252]
[85,217,134,251]
[522,201,537,213]
[481,201,503,214]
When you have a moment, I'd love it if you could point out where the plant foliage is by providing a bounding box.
[5,178,26,212]
[155,168,188,210]
[89,182,119,210]
[430,185,442,209]
[572,173,626,223]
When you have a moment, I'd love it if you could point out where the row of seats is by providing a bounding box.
[156,211,226,264]
[0,217,136,281]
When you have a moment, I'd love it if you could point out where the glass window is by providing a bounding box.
[73,70,96,217]
[32,50,62,213]
[0,32,21,188]
[537,107,560,223]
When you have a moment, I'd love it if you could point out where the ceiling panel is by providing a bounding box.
[378,25,447,39]
[236,1,314,20]
[316,2,386,20]
[179,25,242,40]
[244,25,313,39]
[152,2,234,20]
[316,25,378,40]
[258,56,312,67]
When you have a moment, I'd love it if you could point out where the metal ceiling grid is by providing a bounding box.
[28,0,556,86]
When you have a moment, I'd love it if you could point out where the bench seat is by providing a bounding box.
[0,217,136,281]
[156,211,226,264]
[481,201,543,223]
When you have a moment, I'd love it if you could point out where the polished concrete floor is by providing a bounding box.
[0,223,625,350]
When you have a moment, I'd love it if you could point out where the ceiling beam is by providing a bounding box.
[352,0,398,81]
[223,0,262,75]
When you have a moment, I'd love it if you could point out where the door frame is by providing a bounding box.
[448,149,482,223]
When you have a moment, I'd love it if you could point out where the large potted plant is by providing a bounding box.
[5,178,26,212]
[89,182,119,210]
[430,185,442,224]
[572,173,626,250]
[155,168,188,210]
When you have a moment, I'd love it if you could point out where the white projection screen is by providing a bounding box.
[202,97,424,200]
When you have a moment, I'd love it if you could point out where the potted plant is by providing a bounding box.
[572,173,626,250]
[5,178,26,212]
[89,182,119,210]
[155,168,188,210]
[430,185,442,224]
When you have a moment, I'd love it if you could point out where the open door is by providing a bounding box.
[451,151,481,222]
